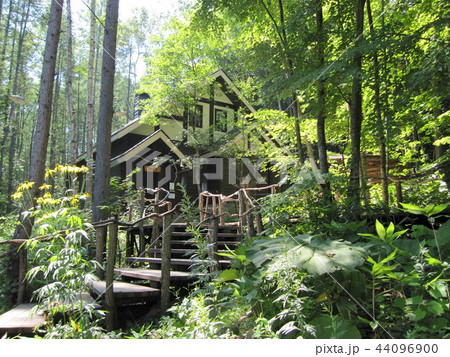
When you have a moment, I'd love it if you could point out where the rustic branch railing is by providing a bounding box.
[199,185,276,236]
[93,200,178,331]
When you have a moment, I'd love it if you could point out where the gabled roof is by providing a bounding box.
[111,69,255,144]
[111,129,186,167]
[211,69,256,113]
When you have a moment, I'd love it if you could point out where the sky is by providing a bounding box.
[71,0,185,21]
[69,0,191,79]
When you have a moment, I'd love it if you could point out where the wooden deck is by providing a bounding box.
[0,304,45,337]
[89,280,160,307]
[125,256,231,267]
[114,267,193,283]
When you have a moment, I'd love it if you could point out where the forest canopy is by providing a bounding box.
[0,0,449,341]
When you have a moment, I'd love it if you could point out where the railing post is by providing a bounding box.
[219,197,225,226]
[207,215,219,272]
[95,226,107,279]
[17,247,27,304]
[238,189,247,234]
[105,219,118,331]
[125,230,134,258]
[160,212,172,313]
[247,211,256,238]
[199,193,204,222]
[138,190,146,256]
[151,190,161,257]
[255,212,263,235]
[212,196,217,216]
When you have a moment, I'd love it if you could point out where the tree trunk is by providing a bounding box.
[367,0,388,205]
[85,0,96,205]
[316,0,328,175]
[348,0,365,216]
[13,0,64,304]
[105,220,118,331]
[0,0,22,192]
[49,49,64,191]
[92,0,119,276]
[6,0,31,204]
[66,0,77,164]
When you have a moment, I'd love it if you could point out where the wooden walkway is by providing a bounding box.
[114,267,193,283]
[89,280,160,307]
[0,304,45,337]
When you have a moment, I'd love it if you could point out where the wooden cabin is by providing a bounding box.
[86,70,285,203]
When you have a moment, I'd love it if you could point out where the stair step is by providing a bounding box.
[114,268,194,283]
[126,256,231,267]
[171,231,242,238]
[146,248,228,255]
[0,304,45,337]
[89,281,160,307]
[147,248,196,255]
[170,240,239,246]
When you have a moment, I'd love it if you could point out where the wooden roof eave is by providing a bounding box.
[110,129,186,167]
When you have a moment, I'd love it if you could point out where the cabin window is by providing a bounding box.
[215,109,228,132]
[194,105,203,128]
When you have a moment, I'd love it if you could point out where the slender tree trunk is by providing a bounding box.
[49,50,64,190]
[93,0,119,278]
[6,0,31,204]
[13,0,64,304]
[0,0,12,85]
[367,0,388,204]
[292,93,305,163]
[66,0,77,164]
[85,0,96,204]
[0,1,15,189]
[126,46,132,122]
[348,0,365,216]
[316,0,328,175]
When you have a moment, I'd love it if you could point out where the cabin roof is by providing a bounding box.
[111,69,255,145]
[111,129,186,167]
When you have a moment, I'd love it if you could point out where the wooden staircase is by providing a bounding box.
[89,222,243,313]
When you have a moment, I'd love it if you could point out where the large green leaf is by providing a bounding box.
[247,235,366,275]
[305,315,361,339]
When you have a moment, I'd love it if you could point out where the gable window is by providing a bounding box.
[214,108,228,132]
[194,104,203,128]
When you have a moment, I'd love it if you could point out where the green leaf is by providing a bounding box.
[413,308,426,321]
[427,301,444,316]
[306,315,361,339]
[217,269,238,282]
[424,203,449,217]
[393,239,421,256]
[375,220,386,240]
[379,249,397,265]
[266,235,366,275]
[386,222,395,238]
[394,298,406,309]
[400,203,425,215]
[428,281,448,299]
[436,221,450,246]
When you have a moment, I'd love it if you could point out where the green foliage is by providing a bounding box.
[6,166,109,337]
[138,200,450,339]
[246,234,366,275]
[306,315,361,339]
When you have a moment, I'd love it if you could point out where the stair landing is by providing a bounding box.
[89,280,160,307]
[114,267,193,283]
[0,304,45,337]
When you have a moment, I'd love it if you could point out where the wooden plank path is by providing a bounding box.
[114,267,193,282]
[0,304,45,337]
[126,256,231,266]
[89,280,160,307]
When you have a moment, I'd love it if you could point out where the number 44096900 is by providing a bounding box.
[375,344,438,354]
